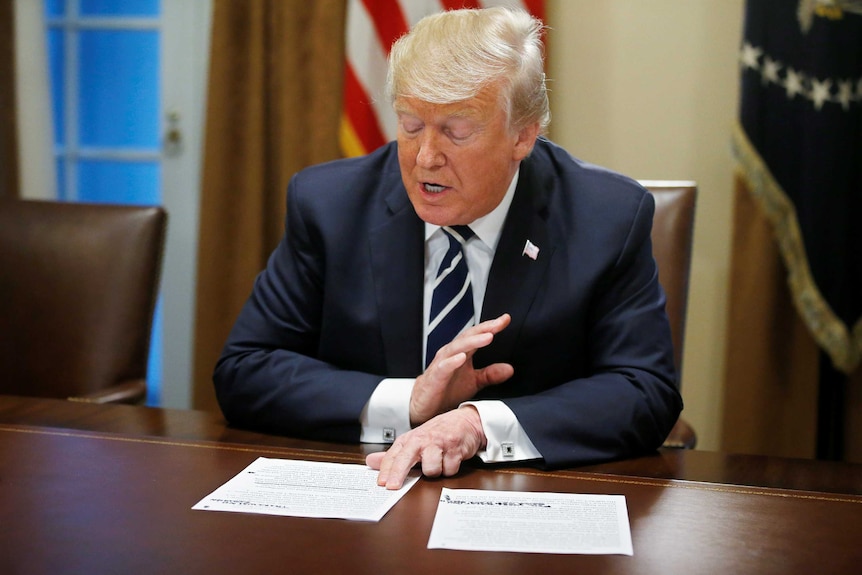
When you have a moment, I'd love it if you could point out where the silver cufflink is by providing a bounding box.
[383,428,396,442]
[501,442,514,457]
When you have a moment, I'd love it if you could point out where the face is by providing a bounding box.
[395,84,540,226]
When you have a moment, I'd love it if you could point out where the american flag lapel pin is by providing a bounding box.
[522,239,539,260]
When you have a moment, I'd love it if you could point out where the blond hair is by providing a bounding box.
[386,6,550,133]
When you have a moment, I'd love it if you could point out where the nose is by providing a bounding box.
[416,131,445,169]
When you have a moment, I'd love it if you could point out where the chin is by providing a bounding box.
[412,204,457,227]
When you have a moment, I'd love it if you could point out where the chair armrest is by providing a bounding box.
[68,379,148,405]
[662,417,697,449]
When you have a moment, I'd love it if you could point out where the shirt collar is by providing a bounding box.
[424,168,520,251]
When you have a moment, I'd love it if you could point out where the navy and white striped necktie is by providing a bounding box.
[426,225,475,367]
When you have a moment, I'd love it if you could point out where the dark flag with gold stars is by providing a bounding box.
[732,0,861,457]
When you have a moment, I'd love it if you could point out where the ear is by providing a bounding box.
[512,121,541,162]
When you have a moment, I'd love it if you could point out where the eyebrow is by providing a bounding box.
[394,100,483,121]
[395,109,484,129]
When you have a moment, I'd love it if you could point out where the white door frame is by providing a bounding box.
[160,0,212,408]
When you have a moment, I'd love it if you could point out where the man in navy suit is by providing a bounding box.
[214,7,682,489]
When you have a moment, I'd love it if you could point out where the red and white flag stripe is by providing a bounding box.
[340,0,545,158]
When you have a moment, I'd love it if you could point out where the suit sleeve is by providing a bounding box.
[212,174,383,443]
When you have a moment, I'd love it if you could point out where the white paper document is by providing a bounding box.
[428,488,633,555]
[192,457,419,522]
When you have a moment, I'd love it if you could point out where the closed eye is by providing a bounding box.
[445,118,478,142]
[398,115,424,136]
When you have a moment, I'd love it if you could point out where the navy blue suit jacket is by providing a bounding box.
[214,138,682,467]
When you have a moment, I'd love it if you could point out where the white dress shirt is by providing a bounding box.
[359,170,542,463]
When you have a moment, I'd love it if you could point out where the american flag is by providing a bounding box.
[340,0,546,158]
[522,239,540,260]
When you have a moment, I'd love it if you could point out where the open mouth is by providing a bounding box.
[423,183,447,193]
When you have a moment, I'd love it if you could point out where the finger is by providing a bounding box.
[442,332,494,358]
[441,449,465,477]
[488,313,511,333]
[464,313,512,333]
[374,442,402,486]
[449,314,511,356]
[380,443,421,490]
[429,330,495,367]
[464,313,510,337]
[423,334,484,373]
[433,351,469,373]
[419,446,444,478]
[426,315,511,368]
[365,451,386,470]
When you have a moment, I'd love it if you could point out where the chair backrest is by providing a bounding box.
[641,181,697,379]
[0,200,167,403]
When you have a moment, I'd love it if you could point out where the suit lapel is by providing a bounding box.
[477,155,554,365]
[369,184,425,376]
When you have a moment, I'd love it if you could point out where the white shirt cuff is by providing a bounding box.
[359,378,414,443]
[462,400,542,462]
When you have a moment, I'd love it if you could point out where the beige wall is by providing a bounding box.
[546,0,745,451]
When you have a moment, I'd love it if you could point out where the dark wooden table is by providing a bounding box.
[2,394,861,495]
[1,395,861,574]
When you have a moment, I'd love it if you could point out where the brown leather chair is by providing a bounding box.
[0,200,167,404]
[641,181,697,449]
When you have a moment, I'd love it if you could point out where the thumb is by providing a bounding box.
[475,362,514,390]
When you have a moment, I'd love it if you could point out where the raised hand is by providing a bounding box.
[409,313,514,426]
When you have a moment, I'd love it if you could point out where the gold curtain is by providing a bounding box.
[1,0,20,200]
[192,0,347,411]
[722,175,862,462]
